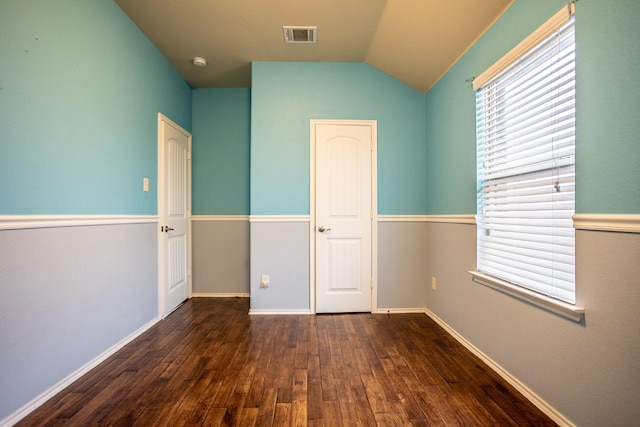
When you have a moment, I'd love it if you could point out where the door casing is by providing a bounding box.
[309,119,378,314]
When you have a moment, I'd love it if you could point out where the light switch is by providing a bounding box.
[143,177,149,192]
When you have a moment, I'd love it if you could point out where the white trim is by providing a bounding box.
[310,120,317,315]
[425,309,575,427]
[377,215,476,224]
[192,215,249,221]
[0,317,160,427]
[425,214,476,224]
[192,293,250,298]
[375,308,427,314]
[473,3,575,90]
[378,215,429,222]
[469,270,584,322]
[310,119,378,315]
[573,214,640,234]
[0,215,158,231]
[248,309,313,315]
[249,215,310,223]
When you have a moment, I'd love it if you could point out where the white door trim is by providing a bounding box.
[309,119,378,314]
[158,113,192,318]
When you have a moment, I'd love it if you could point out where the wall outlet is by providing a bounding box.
[431,277,437,291]
[260,274,270,288]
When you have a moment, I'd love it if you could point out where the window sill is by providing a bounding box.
[469,271,585,322]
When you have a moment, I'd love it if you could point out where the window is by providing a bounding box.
[471,4,583,320]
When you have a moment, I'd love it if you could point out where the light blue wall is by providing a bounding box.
[251,62,426,215]
[192,89,250,215]
[425,0,640,214]
[0,0,192,215]
[0,0,192,422]
[576,0,640,213]
[425,0,569,214]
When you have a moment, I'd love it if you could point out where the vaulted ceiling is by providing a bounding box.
[114,0,513,93]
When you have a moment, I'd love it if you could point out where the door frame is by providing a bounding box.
[157,113,192,318]
[309,119,378,314]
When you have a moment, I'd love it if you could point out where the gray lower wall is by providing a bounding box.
[249,219,430,312]
[0,222,158,421]
[250,221,310,311]
[425,222,640,427]
[192,219,249,295]
[377,221,428,309]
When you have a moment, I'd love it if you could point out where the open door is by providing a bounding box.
[158,114,191,317]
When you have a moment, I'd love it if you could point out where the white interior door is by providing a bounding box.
[158,114,191,317]
[314,121,375,313]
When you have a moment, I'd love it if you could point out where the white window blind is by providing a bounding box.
[475,5,576,304]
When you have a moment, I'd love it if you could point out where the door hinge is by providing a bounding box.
[370,279,373,289]
[187,151,192,160]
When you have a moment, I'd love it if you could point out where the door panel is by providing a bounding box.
[328,239,361,291]
[315,122,373,313]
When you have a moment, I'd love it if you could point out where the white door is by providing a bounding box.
[314,121,375,313]
[158,114,191,317]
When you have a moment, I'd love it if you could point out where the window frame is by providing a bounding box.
[469,3,584,322]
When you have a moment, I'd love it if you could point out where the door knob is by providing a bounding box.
[318,226,331,233]
[161,226,174,232]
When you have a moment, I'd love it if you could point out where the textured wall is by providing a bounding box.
[192,219,250,295]
[0,223,158,421]
[377,221,429,310]
[250,221,310,312]
[251,62,426,216]
[0,0,191,421]
[0,0,192,215]
[425,0,640,215]
[192,89,250,216]
[423,0,640,424]
[426,223,640,426]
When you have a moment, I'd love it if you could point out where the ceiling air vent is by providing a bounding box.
[283,26,317,43]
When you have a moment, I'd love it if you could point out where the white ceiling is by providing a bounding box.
[114,0,513,93]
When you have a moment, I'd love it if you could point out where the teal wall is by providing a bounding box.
[576,0,640,213]
[192,88,250,215]
[425,0,640,214]
[0,0,192,215]
[1,0,191,421]
[251,62,426,215]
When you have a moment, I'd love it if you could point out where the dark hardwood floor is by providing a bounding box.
[17,298,556,426]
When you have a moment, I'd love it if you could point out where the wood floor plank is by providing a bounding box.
[350,380,378,425]
[414,386,462,427]
[16,298,557,427]
[236,407,259,426]
[273,402,292,426]
[253,387,277,426]
[306,377,324,421]
[291,368,308,426]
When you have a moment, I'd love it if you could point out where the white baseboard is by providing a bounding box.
[424,309,575,427]
[192,293,250,298]
[249,309,313,315]
[0,317,160,427]
[375,307,427,314]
